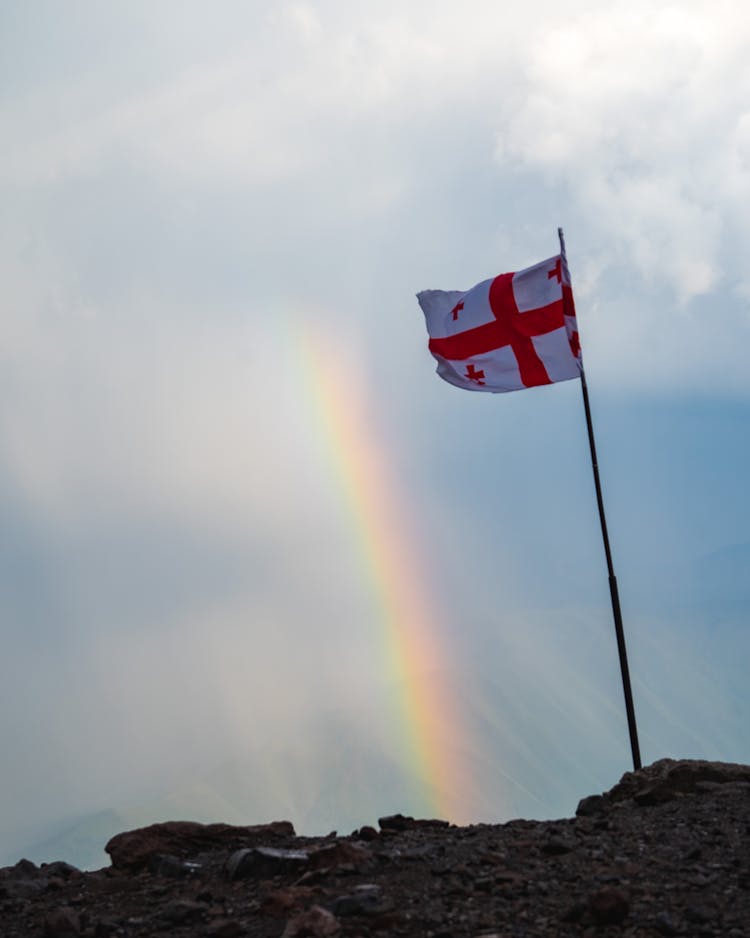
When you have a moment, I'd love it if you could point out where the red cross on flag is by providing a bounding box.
[417,252,582,393]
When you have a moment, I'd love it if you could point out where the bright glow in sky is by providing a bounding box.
[2,0,749,868]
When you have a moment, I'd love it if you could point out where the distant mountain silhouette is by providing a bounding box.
[9,666,625,870]
[10,549,749,873]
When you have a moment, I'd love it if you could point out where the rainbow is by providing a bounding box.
[287,318,472,823]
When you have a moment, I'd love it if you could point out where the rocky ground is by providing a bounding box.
[2,759,750,938]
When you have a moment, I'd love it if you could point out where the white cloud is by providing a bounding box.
[1,0,750,863]
[494,2,750,301]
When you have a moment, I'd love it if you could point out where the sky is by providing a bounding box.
[2,0,750,868]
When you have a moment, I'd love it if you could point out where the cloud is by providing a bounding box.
[1,0,750,864]
[493,2,750,301]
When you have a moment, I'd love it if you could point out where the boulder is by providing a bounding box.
[105,819,294,870]
[577,759,750,815]
[225,846,309,880]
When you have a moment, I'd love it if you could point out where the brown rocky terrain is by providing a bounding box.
[2,759,749,938]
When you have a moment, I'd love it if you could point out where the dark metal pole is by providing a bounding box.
[579,371,642,771]
[558,228,642,772]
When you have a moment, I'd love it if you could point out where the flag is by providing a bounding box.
[417,253,582,393]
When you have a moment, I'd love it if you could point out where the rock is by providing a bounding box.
[92,920,118,937]
[41,862,81,879]
[493,870,525,890]
[282,904,341,937]
[307,841,372,871]
[685,903,713,924]
[206,920,244,937]
[378,814,413,831]
[225,846,309,880]
[0,858,48,899]
[540,837,575,855]
[588,886,629,925]
[261,885,316,916]
[600,758,750,808]
[332,883,385,916]
[378,814,449,831]
[106,819,295,870]
[653,910,679,935]
[1,876,47,898]
[576,794,607,816]
[561,900,587,923]
[43,907,81,936]
[3,759,750,938]
[158,898,208,924]
[147,852,202,878]
[633,783,680,806]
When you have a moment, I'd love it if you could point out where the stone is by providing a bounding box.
[41,862,81,879]
[1,876,47,898]
[332,883,384,916]
[588,886,629,925]
[147,852,202,878]
[685,904,713,924]
[378,814,413,831]
[261,885,316,916]
[653,911,679,935]
[378,814,449,831]
[541,837,575,855]
[282,904,341,937]
[206,920,244,937]
[307,841,372,871]
[598,759,750,809]
[105,819,295,870]
[3,759,750,938]
[561,900,587,923]
[576,794,607,816]
[158,898,208,924]
[633,784,679,806]
[43,907,81,936]
[92,921,118,937]
[225,846,309,880]
[494,870,525,890]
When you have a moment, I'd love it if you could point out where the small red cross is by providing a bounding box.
[465,364,485,385]
[451,301,464,321]
[547,258,562,283]
[428,272,565,388]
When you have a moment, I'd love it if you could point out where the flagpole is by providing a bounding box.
[558,228,642,772]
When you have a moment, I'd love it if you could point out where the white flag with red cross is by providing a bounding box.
[417,253,582,393]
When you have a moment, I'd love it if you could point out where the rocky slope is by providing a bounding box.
[1,759,749,938]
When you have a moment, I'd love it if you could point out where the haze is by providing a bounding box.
[2,0,749,868]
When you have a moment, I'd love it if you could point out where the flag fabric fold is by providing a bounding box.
[417,252,582,393]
